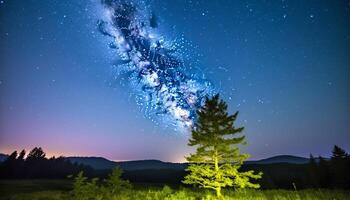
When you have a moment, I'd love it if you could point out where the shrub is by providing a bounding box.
[72,171,102,200]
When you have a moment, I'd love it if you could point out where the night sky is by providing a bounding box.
[0,0,349,162]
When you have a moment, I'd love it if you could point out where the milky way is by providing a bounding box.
[98,0,214,130]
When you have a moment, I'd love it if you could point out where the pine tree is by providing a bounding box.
[105,167,132,196]
[331,145,349,160]
[17,150,26,161]
[26,147,46,161]
[183,94,262,197]
[330,145,350,188]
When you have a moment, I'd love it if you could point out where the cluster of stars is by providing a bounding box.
[98,0,214,130]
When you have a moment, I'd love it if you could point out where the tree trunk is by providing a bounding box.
[216,187,222,198]
[214,149,221,197]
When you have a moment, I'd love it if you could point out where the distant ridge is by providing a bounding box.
[66,155,311,170]
[66,157,186,170]
[67,157,117,170]
[0,153,313,170]
[245,155,309,165]
[117,159,186,171]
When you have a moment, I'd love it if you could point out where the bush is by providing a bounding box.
[72,167,132,200]
[72,171,102,200]
[69,168,350,200]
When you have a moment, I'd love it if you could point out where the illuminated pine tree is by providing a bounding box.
[183,94,262,197]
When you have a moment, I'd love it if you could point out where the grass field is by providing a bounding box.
[1,180,349,200]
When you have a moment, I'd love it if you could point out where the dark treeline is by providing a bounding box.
[242,145,350,190]
[0,147,94,179]
[110,145,350,190]
[1,146,349,190]
[308,145,350,189]
[122,145,350,190]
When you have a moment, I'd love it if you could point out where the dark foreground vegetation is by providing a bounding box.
[0,145,350,199]
[1,179,350,200]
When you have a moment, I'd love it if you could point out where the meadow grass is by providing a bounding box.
[0,180,349,200]
[0,179,71,200]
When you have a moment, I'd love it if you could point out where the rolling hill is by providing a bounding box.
[0,153,312,170]
[245,155,310,165]
[66,157,186,170]
[66,155,311,170]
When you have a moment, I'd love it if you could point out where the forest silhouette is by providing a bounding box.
[0,147,94,179]
[1,142,349,190]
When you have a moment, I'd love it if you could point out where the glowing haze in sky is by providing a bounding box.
[0,0,349,162]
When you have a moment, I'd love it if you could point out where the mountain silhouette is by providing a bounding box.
[67,157,117,170]
[66,157,186,170]
[245,155,310,165]
[66,155,311,170]
[0,153,313,170]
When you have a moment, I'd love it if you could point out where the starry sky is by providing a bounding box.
[0,0,349,162]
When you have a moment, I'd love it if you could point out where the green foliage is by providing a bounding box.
[72,171,102,200]
[161,185,173,197]
[2,191,70,200]
[1,179,350,200]
[183,94,262,197]
[71,167,132,200]
[105,167,132,196]
[165,190,195,200]
[2,185,350,200]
